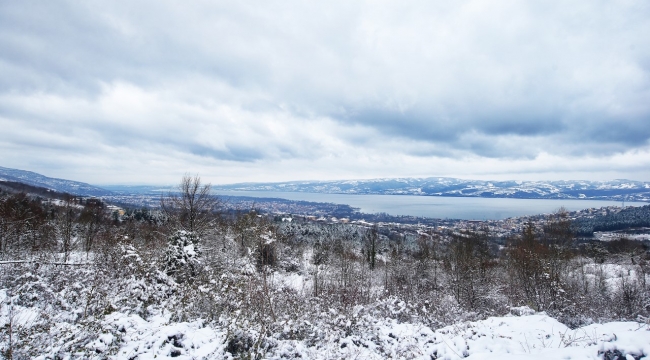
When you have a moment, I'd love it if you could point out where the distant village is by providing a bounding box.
[104,191,650,243]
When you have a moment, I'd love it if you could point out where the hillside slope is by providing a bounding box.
[0,166,112,196]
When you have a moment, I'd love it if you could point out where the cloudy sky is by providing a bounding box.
[1,0,649,185]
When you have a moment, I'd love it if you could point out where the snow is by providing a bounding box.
[85,313,227,359]
[0,289,40,327]
[267,311,650,360]
[72,310,650,359]
[9,290,646,360]
[262,232,277,244]
[183,244,197,257]
[274,272,306,294]
[594,231,650,242]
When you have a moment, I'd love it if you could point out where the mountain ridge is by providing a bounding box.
[2,166,649,201]
[212,177,650,202]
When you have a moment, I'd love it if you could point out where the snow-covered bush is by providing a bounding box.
[164,230,202,281]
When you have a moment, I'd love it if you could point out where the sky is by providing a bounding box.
[1,0,649,186]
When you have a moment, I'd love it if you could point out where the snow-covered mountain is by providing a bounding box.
[214,177,650,201]
[2,165,648,201]
[0,166,112,196]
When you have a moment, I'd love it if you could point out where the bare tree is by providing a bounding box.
[506,210,575,313]
[161,174,219,237]
[444,228,496,311]
[58,195,76,263]
[79,199,103,253]
[364,226,378,270]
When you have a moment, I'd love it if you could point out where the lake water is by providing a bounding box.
[213,190,647,220]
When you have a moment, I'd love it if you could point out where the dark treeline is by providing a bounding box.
[573,205,650,236]
[0,178,649,358]
[0,181,73,200]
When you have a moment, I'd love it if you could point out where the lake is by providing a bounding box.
[213,190,647,220]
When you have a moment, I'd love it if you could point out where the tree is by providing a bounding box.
[507,211,574,313]
[444,229,494,310]
[234,209,259,254]
[0,192,48,255]
[415,230,440,292]
[161,174,219,237]
[364,226,378,270]
[79,199,104,253]
[164,230,202,281]
[58,195,77,263]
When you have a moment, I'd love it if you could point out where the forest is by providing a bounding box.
[572,205,650,236]
[0,176,648,359]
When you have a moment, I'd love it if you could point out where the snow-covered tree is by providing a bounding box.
[164,230,201,280]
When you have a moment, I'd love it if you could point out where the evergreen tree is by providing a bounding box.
[164,230,202,281]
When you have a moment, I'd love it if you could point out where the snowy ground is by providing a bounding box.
[15,305,647,359]
[593,231,650,242]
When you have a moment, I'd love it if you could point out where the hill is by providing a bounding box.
[0,166,112,197]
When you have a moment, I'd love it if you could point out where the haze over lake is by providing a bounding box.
[214,190,647,220]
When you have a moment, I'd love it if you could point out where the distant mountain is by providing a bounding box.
[2,166,648,202]
[0,166,113,197]
[213,177,650,202]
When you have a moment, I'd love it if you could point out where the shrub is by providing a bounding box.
[164,230,201,281]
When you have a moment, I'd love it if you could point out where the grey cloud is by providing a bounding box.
[342,108,459,143]
[189,144,264,162]
[345,104,567,137]
[582,116,650,146]
[1,0,650,183]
